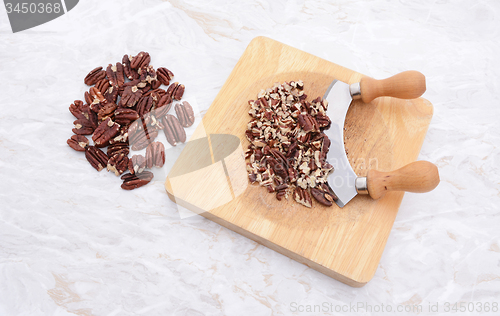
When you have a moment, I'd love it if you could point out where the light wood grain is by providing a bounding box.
[165,36,434,287]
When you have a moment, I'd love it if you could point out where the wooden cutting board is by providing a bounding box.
[165,36,434,287]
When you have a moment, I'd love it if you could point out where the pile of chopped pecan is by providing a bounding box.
[245,81,338,207]
[67,52,195,190]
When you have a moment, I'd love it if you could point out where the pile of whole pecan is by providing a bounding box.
[67,52,195,190]
[245,81,338,207]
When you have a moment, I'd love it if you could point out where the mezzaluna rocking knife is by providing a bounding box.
[324,71,439,207]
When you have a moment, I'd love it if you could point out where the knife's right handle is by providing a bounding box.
[367,161,440,200]
[359,70,426,103]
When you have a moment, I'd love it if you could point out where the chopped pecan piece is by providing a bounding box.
[121,171,154,190]
[67,135,89,152]
[84,67,106,86]
[162,114,186,146]
[85,146,109,172]
[92,117,120,147]
[175,101,195,127]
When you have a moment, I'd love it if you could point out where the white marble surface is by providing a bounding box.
[1,0,499,315]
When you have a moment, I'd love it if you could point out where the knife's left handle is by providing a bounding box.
[359,70,426,103]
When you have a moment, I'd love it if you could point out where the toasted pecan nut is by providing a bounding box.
[85,146,109,172]
[67,135,89,152]
[128,154,146,174]
[121,171,154,190]
[92,117,120,147]
[162,114,186,146]
[84,67,106,86]
[175,101,195,127]
[157,67,174,86]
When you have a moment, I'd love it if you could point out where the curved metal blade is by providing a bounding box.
[323,80,358,208]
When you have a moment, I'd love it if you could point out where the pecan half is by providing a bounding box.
[162,114,186,146]
[165,82,185,100]
[107,142,129,157]
[121,171,154,190]
[92,117,120,147]
[89,87,107,113]
[95,78,110,94]
[67,134,89,152]
[84,67,106,86]
[155,94,173,118]
[145,141,165,168]
[106,62,125,87]
[97,102,118,121]
[69,100,90,120]
[136,95,154,117]
[310,183,338,206]
[157,67,174,86]
[129,127,159,151]
[128,154,146,174]
[114,108,139,125]
[107,152,129,176]
[122,54,139,80]
[85,146,109,172]
[119,85,142,108]
[293,187,312,208]
[130,52,151,70]
[175,101,195,127]
[72,118,95,135]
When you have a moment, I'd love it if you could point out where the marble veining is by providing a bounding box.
[1,0,499,315]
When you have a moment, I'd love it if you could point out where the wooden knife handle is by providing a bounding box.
[359,70,426,103]
[366,161,439,200]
